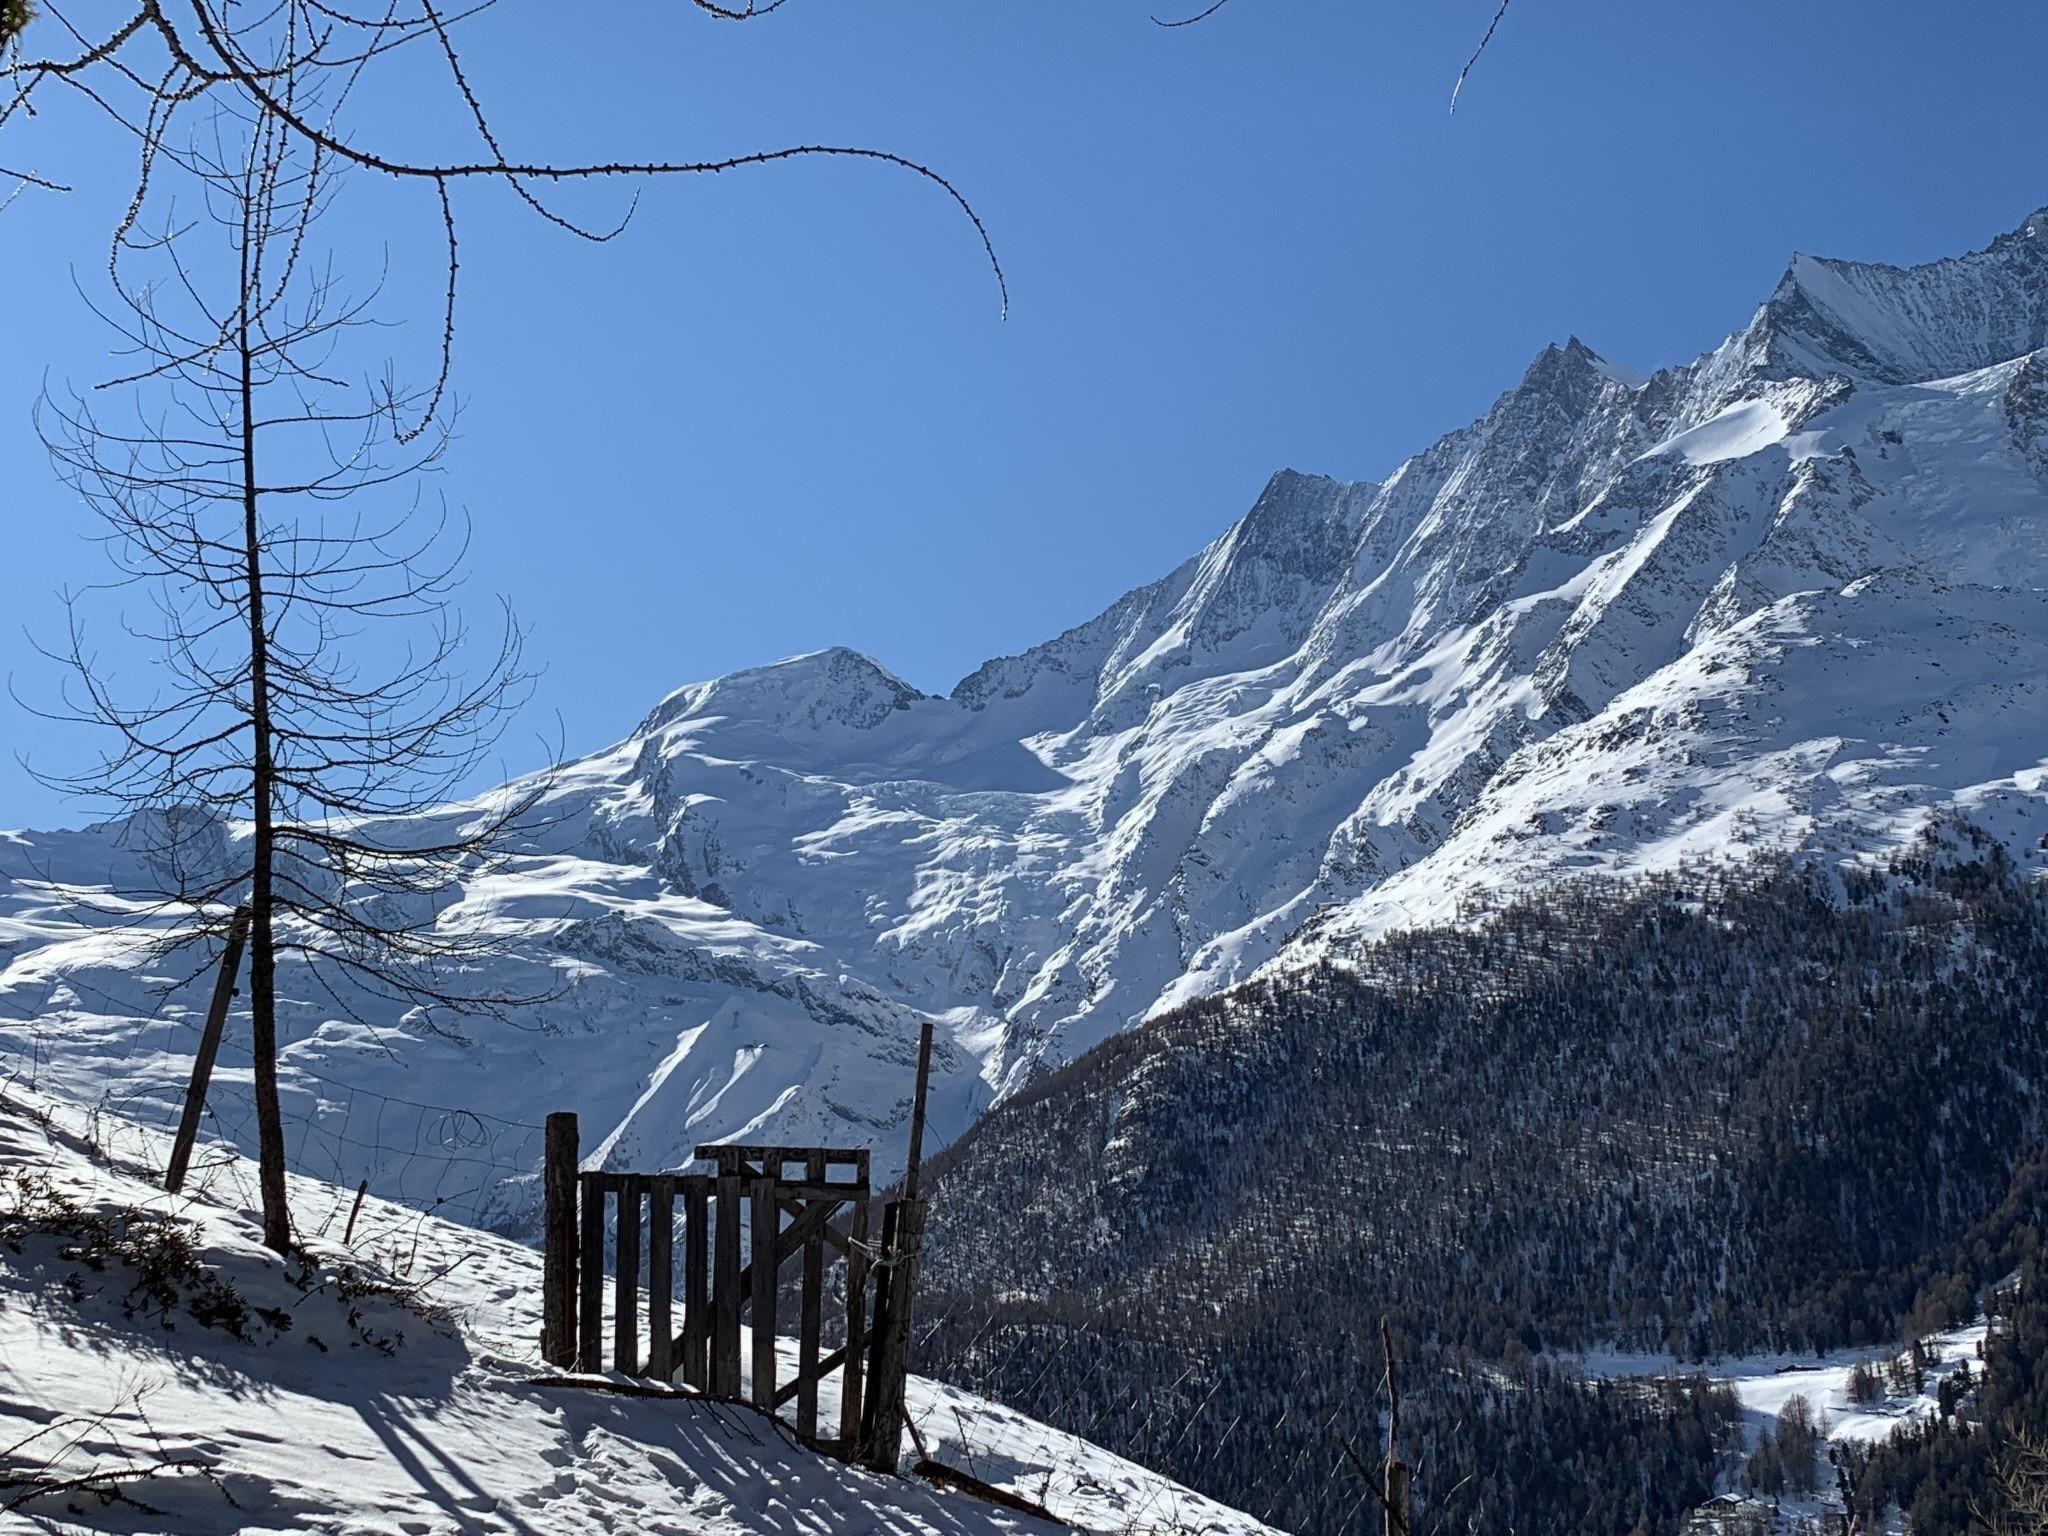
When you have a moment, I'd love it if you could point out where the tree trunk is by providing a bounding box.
[239,264,292,1256]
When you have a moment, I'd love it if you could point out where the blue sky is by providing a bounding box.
[4,0,2044,825]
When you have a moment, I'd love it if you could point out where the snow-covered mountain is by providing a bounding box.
[5,206,2046,1225]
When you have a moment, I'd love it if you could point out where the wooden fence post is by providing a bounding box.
[164,905,251,1194]
[540,1112,578,1367]
[749,1173,779,1410]
[860,1021,936,1471]
[860,1196,925,1472]
[577,1172,605,1371]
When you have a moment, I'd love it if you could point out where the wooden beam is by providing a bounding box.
[695,1143,868,1172]
[540,1112,579,1367]
[164,905,251,1194]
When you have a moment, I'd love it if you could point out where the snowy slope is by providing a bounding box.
[0,1084,1276,1536]
[4,207,2048,1224]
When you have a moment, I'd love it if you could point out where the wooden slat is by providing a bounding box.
[577,1171,605,1372]
[615,1176,642,1376]
[840,1192,869,1448]
[681,1174,710,1389]
[798,1151,826,1439]
[647,1175,675,1380]
[712,1171,742,1397]
[750,1171,779,1411]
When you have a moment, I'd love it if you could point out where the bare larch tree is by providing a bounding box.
[28,93,551,1252]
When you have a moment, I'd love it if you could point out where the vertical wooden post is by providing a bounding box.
[540,1112,579,1367]
[577,1171,605,1371]
[838,1156,870,1449]
[712,1169,742,1397]
[749,1172,779,1411]
[682,1174,710,1389]
[860,1199,901,1469]
[862,1025,936,1471]
[164,905,251,1194]
[615,1176,643,1376]
[1385,1461,1411,1536]
[647,1175,675,1380]
[797,1151,825,1439]
[902,1019,935,1202]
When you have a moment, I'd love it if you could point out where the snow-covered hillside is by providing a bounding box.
[4,206,2047,1222]
[0,1084,1275,1535]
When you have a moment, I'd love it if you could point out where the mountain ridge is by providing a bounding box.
[4,202,2046,1220]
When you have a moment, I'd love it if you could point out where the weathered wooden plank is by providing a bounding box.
[915,1458,1064,1524]
[749,1171,779,1411]
[695,1143,868,1173]
[712,1171,742,1397]
[165,905,252,1195]
[540,1112,579,1368]
[758,1178,870,1202]
[577,1171,605,1372]
[681,1174,710,1389]
[614,1175,642,1376]
[647,1175,675,1381]
[799,1152,826,1439]
[840,1192,869,1448]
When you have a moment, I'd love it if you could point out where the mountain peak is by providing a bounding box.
[636,646,926,737]
[1518,336,1645,398]
[1755,203,2048,386]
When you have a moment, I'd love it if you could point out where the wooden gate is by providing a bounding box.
[538,1119,924,1467]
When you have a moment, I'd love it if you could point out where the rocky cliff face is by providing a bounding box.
[5,207,2046,1220]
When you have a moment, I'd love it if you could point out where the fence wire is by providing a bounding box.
[0,984,544,1237]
